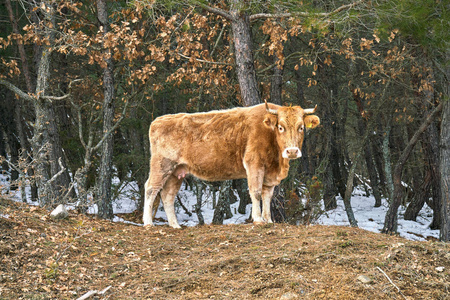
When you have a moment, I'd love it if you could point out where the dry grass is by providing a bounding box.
[0,196,448,299]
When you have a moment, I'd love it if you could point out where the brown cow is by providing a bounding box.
[143,101,320,228]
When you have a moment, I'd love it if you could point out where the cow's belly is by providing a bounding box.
[188,160,247,181]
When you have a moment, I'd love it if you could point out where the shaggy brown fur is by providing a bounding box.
[143,102,320,228]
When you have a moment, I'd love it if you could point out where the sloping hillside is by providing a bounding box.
[0,197,448,299]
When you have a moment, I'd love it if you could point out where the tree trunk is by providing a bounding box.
[194,180,205,225]
[212,180,234,225]
[32,2,60,205]
[372,126,387,196]
[128,106,148,212]
[440,98,450,241]
[0,90,20,188]
[270,185,286,223]
[343,153,360,227]
[353,90,383,206]
[321,89,340,210]
[270,55,283,105]
[412,121,441,228]
[382,102,443,234]
[382,123,394,201]
[365,143,382,207]
[230,0,260,107]
[234,179,250,214]
[97,0,115,219]
[353,90,383,207]
[5,0,34,92]
[404,168,431,221]
[440,55,450,241]
[425,121,442,230]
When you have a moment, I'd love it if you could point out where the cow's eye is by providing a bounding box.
[298,125,304,132]
[278,125,285,133]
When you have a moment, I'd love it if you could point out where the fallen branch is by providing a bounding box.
[76,285,111,300]
[376,266,407,300]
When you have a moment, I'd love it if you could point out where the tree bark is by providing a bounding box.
[382,102,443,234]
[213,180,234,225]
[97,0,115,219]
[382,123,394,201]
[406,121,440,228]
[0,89,20,187]
[235,179,250,214]
[194,180,205,225]
[343,153,360,227]
[270,55,283,105]
[425,114,442,230]
[31,1,71,206]
[440,98,450,241]
[230,0,260,106]
[404,168,431,221]
[440,54,450,241]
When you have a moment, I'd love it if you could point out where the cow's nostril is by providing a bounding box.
[287,148,298,155]
[283,147,301,159]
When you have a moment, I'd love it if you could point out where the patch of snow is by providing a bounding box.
[316,189,440,241]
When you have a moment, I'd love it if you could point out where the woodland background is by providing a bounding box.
[0,0,449,240]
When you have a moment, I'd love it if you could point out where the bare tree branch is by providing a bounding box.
[0,79,35,102]
[92,99,129,152]
[191,0,232,20]
[45,157,66,187]
[177,52,232,66]
[0,78,82,103]
[249,0,364,21]
[42,94,71,101]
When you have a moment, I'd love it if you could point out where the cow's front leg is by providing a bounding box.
[262,185,275,223]
[249,191,263,224]
[245,165,265,224]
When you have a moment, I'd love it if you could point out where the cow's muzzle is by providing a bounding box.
[282,147,302,159]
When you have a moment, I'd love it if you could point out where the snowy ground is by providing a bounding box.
[0,173,440,241]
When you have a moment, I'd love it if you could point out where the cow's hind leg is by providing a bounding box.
[143,157,174,226]
[160,175,183,228]
[143,178,166,226]
[144,179,164,226]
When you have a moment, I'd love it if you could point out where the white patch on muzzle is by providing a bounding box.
[282,147,302,159]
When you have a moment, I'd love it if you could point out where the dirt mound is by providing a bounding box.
[0,197,448,299]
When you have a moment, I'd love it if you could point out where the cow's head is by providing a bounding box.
[263,100,320,159]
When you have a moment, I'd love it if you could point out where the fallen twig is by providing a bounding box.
[76,290,97,300]
[76,285,111,300]
[376,266,407,299]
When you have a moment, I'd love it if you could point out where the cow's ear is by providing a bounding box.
[263,114,277,130]
[304,115,320,130]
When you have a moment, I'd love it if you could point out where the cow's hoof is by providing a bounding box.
[253,221,265,226]
[143,224,154,228]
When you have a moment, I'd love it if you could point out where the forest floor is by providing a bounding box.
[0,196,449,300]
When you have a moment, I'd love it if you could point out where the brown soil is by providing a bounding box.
[0,196,448,299]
